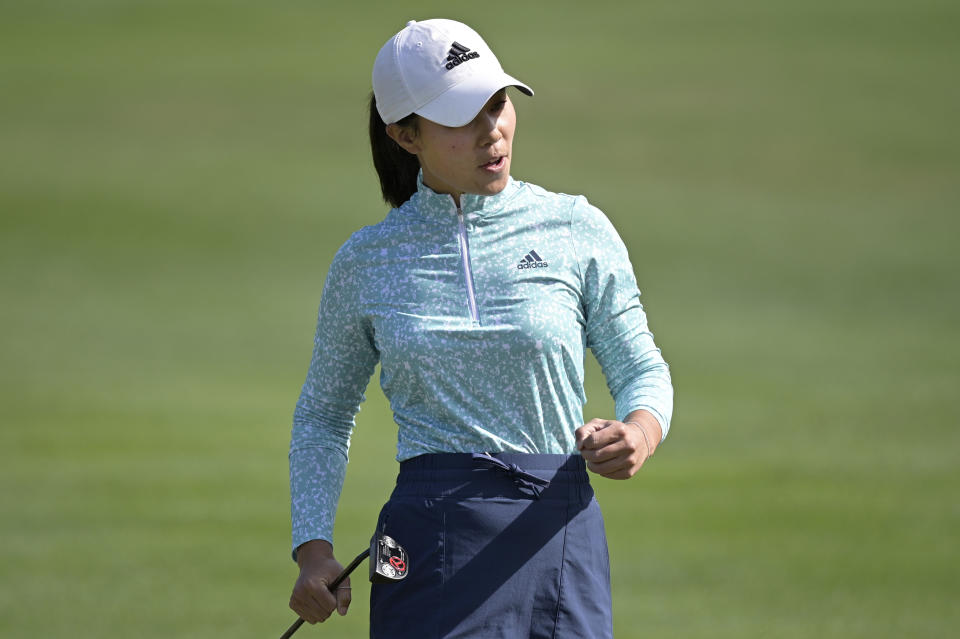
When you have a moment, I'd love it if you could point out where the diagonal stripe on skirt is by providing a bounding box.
[370,453,613,639]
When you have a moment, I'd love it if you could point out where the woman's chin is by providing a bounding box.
[476,173,510,196]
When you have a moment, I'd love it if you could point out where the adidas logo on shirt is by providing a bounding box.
[517,250,548,269]
[445,42,480,70]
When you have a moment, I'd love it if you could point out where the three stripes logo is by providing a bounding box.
[445,41,480,70]
[517,250,548,270]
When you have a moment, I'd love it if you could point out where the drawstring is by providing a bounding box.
[471,453,551,499]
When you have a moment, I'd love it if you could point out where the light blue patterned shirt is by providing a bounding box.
[290,174,672,554]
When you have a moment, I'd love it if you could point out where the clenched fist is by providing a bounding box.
[576,410,661,479]
[289,540,352,624]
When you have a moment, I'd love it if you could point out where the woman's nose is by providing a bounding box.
[479,115,503,145]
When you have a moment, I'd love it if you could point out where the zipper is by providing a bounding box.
[456,205,480,323]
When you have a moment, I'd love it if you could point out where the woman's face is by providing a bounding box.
[389,89,516,206]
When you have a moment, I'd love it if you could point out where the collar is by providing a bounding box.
[407,170,520,220]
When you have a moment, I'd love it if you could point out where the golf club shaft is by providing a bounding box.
[279,548,371,639]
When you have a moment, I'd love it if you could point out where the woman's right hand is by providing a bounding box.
[289,539,352,623]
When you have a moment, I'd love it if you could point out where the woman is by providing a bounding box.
[288,18,672,639]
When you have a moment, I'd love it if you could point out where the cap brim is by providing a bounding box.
[415,71,534,128]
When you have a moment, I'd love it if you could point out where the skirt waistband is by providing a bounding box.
[392,453,590,500]
[400,452,585,476]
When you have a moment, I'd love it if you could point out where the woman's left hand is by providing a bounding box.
[575,411,661,479]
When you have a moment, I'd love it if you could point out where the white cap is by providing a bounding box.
[372,19,534,127]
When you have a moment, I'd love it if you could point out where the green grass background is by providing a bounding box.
[2,0,958,637]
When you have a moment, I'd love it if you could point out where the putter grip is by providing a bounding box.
[279,549,371,639]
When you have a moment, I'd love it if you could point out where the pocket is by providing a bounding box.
[553,496,613,638]
[439,497,567,637]
[369,497,444,639]
[372,499,393,539]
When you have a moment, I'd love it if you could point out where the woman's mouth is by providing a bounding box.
[481,156,507,172]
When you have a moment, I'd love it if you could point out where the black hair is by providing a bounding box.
[368,93,420,208]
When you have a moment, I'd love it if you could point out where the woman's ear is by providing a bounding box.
[386,123,420,154]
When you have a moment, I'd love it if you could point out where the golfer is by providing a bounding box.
[288,18,673,638]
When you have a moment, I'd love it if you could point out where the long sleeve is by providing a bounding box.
[289,240,380,558]
[571,197,673,440]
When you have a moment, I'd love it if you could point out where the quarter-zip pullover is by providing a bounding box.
[290,174,673,552]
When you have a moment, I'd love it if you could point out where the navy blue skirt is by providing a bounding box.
[370,453,613,639]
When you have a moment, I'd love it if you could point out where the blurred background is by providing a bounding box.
[1,0,957,637]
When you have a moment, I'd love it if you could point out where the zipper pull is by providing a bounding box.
[455,203,480,323]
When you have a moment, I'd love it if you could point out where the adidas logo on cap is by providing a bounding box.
[445,41,480,70]
[517,250,548,269]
